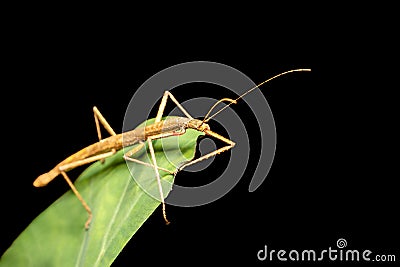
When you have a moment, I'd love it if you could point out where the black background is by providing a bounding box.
[1,6,398,266]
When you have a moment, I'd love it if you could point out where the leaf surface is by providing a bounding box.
[0,118,204,266]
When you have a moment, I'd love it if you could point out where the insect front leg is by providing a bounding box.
[177,130,236,171]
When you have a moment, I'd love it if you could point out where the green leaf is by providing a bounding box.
[0,117,204,267]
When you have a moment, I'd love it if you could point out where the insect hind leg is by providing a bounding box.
[93,106,117,163]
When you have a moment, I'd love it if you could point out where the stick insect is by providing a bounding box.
[34,68,311,229]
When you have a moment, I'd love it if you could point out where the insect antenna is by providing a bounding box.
[202,98,237,124]
[203,68,311,123]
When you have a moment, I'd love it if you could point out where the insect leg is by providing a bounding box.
[93,106,117,141]
[57,150,117,229]
[93,106,117,163]
[147,137,170,225]
[123,142,174,174]
[60,171,92,230]
[155,91,194,122]
[177,130,235,171]
[128,90,196,224]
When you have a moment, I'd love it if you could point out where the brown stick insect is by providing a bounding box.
[33,68,310,229]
